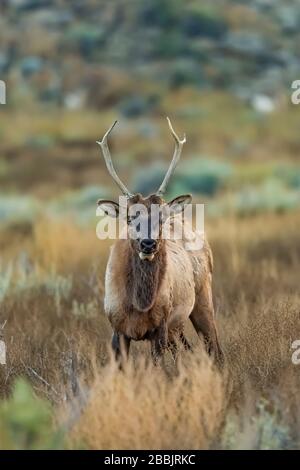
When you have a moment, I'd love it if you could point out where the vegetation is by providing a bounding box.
[0,379,63,450]
[0,212,299,449]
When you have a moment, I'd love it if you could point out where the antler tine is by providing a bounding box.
[157,117,186,196]
[96,121,134,198]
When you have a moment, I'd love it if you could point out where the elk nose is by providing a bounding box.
[140,239,157,252]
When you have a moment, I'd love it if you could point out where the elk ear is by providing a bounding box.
[167,194,192,215]
[97,199,119,218]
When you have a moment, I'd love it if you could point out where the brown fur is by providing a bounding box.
[126,243,167,312]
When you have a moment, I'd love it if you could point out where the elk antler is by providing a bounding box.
[96,121,134,198]
[156,117,186,196]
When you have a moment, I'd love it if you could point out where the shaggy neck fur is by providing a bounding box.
[126,244,167,312]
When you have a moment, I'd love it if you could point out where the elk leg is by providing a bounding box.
[167,339,178,361]
[150,339,161,365]
[112,332,131,363]
[179,332,192,351]
[190,306,224,366]
[168,332,192,360]
[151,320,167,365]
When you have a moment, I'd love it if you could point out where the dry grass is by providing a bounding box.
[33,218,107,274]
[68,354,225,450]
[0,210,299,449]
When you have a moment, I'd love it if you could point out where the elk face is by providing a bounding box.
[127,193,163,261]
[97,193,192,261]
[127,193,191,261]
[96,118,190,261]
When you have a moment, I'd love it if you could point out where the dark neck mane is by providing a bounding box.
[126,245,166,312]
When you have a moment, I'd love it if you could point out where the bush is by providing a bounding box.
[49,186,108,224]
[169,59,205,88]
[275,166,300,189]
[0,379,63,450]
[222,400,291,450]
[132,158,232,198]
[152,30,187,59]
[233,180,300,215]
[175,158,232,196]
[0,263,13,304]
[62,25,105,58]
[53,186,107,211]
[131,163,166,195]
[138,0,182,28]
[0,195,39,225]
[0,257,73,315]
[119,95,159,118]
[182,7,228,39]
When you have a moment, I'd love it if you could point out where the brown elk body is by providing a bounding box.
[97,119,223,364]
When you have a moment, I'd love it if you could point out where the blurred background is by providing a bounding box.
[0,0,300,227]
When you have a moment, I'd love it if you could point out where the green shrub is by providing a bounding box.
[169,59,205,88]
[25,135,55,149]
[62,25,105,58]
[132,158,232,198]
[175,158,233,196]
[153,30,187,59]
[53,186,107,210]
[0,195,39,225]
[0,379,64,450]
[222,400,291,450]
[138,0,182,28]
[182,6,227,39]
[119,94,159,117]
[233,180,300,216]
[131,163,166,195]
[274,165,300,189]
[0,263,13,304]
[0,258,72,315]
[49,186,108,224]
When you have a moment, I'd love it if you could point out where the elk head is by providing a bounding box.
[96,118,191,261]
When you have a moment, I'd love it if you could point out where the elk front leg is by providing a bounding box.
[112,332,131,363]
[150,319,168,365]
[179,332,192,351]
[167,331,192,361]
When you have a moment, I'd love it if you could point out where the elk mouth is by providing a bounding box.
[138,238,157,261]
[139,251,155,261]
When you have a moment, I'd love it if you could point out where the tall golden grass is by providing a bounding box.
[67,354,225,450]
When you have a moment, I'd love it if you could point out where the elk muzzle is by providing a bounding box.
[139,238,157,261]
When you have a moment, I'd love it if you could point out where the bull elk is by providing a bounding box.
[96,119,223,364]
